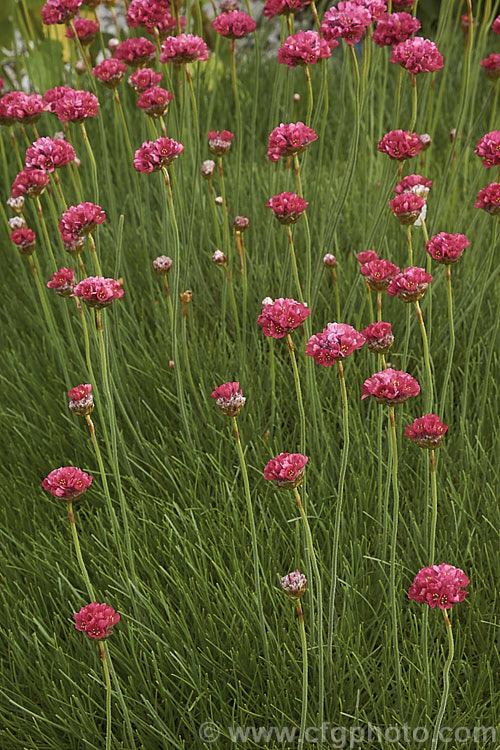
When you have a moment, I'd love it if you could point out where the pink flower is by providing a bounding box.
[405,413,448,449]
[65,15,99,45]
[306,322,365,366]
[481,53,500,81]
[408,564,469,610]
[386,266,432,302]
[372,11,420,47]
[42,465,92,500]
[126,0,180,38]
[137,87,174,117]
[281,569,307,599]
[47,267,76,297]
[211,381,246,416]
[11,169,50,199]
[113,37,157,67]
[44,86,74,113]
[53,88,99,123]
[160,34,210,65]
[492,15,500,34]
[390,37,444,74]
[2,92,46,124]
[377,129,423,161]
[152,255,173,274]
[264,452,308,489]
[266,192,308,224]
[128,68,163,92]
[73,276,124,309]
[42,0,83,25]
[207,130,234,156]
[351,0,387,20]
[361,367,420,404]
[92,59,127,88]
[323,253,337,267]
[277,31,337,69]
[10,227,36,255]
[425,232,470,265]
[393,174,433,197]
[0,93,16,126]
[474,183,500,215]
[267,121,318,162]
[360,258,400,291]
[74,602,120,640]
[263,0,310,18]
[389,193,425,225]
[474,131,500,168]
[212,11,256,38]
[357,249,379,264]
[234,216,250,231]
[69,383,94,416]
[257,297,310,338]
[361,321,394,354]
[59,202,106,243]
[25,137,75,172]
[134,137,184,173]
[321,2,372,45]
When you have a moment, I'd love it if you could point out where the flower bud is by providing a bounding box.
[9,216,27,230]
[152,255,173,275]
[212,249,227,265]
[233,215,249,232]
[200,159,216,178]
[419,133,432,150]
[323,253,336,268]
[215,196,223,205]
[280,569,307,599]
[68,383,94,417]
[7,196,25,214]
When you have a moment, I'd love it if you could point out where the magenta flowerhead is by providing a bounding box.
[47,267,76,297]
[408,564,469,610]
[323,253,337,268]
[73,276,124,309]
[59,202,106,245]
[493,15,500,34]
[233,216,250,232]
[394,174,433,200]
[266,192,308,224]
[42,465,92,501]
[405,413,448,449]
[212,11,256,38]
[113,37,157,68]
[128,68,163,93]
[377,130,423,161]
[134,137,184,173]
[264,452,308,490]
[360,259,400,291]
[474,183,500,216]
[306,323,365,366]
[263,0,310,18]
[481,53,500,81]
[387,266,432,302]
[277,31,336,69]
[390,37,443,74]
[474,131,500,169]
[425,232,470,265]
[137,87,174,118]
[361,367,420,404]
[281,569,307,599]
[41,0,83,25]
[10,227,36,255]
[74,602,120,640]
[357,249,379,264]
[320,2,372,46]
[152,255,173,275]
[160,34,210,65]
[207,130,234,157]
[372,12,420,48]
[257,297,310,339]
[65,16,99,45]
[25,137,76,172]
[1,92,46,124]
[11,169,50,200]
[211,381,246,417]
[267,122,318,162]
[92,59,127,88]
[361,321,394,354]
[68,383,94,416]
[53,88,99,124]
[389,193,425,225]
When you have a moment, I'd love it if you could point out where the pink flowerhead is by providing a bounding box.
[264,452,308,489]
[73,276,124,309]
[0,93,17,126]
[47,267,76,297]
[137,87,174,117]
[408,564,469,610]
[474,183,500,215]
[152,255,173,275]
[277,31,337,69]
[42,465,92,500]
[267,121,318,162]
[126,0,180,38]
[53,88,99,123]
[65,15,99,45]
[11,169,50,199]
[372,12,420,48]
[386,266,432,302]
[389,193,425,225]
[160,34,210,65]
[266,192,308,224]
[357,249,379,264]
[360,258,400,291]
[233,216,250,231]
[492,15,500,34]
[92,58,127,88]
[323,253,337,267]
[361,321,394,354]
[44,86,74,113]
[212,11,256,38]
[306,322,365,366]
[134,137,184,173]
[74,602,120,640]
[405,413,448,449]
[263,0,310,18]
[7,195,25,214]
[425,232,470,265]
[2,92,46,124]
[128,68,163,93]
[42,0,83,25]
[257,297,310,338]
[281,569,307,599]
[320,2,372,46]
[68,383,94,416]
[351,0,387,21]
[10,227,36,255]
[481,53,500,81]
[362,367,420,404]
[393,174,433,199]
[390,36,444,74]
[59,202,106,243]
[113,37,157,68]
[207,130,234,156]
[377,129,423,161]
[211,381,246,416]
[474,131,500,168]
[25,137,76,172]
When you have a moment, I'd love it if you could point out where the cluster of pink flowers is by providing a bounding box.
[357,249,378,264]
[408,564,469,610]
[377,129,423,161]
[207,130,234,156]
[264,452,308,489]
[11,168,50,199]
[42,465,92,500]
[134,136,184,172]
[113,37,157,67]
[353,0,387,20]
[475,131,500,168]
[65,15,99,45]
[59,202,106,244]
[126,0,179,38]
[321,2,372,45]
[361,321,394,354]
[74,602,120,640]
[0,91,46,124]
[51,88,99,123]
[372,12,420,48]
[73,276,124,309]
[306,323,365,366]
[405,414,448,449]
[47,267,76,296]
[267,121,317,162]
[360,258,400,290]
[277,31,336,69]
[10,227,36,255]
[263,0,310,18]
[390,37,444,74]
[212,11,256,38]
[152,255,173,274]
[474,183,500,215]
[44,86,73,113]
[160,34,210,65]
[425,232,470,265]
[41,0,82,25]
[25,137,75,171]
[92,59,127,88]
[280,569,307,599]
[211,381,246,416]
[361,368,420,404]
[257,297,310,338]
[387,266,432,302]
[128,68,162,92]
[493,15,500,34]
[137,87,174,117]
[389,193,425,225]
[266,192,308,224]
[68,383,94,416]
[394,174,433,197]
[481,53,500,81]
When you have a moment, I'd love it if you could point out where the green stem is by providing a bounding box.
[217,156,231,260]
[406,225,413,266]
[414,300,433,413]
[388,406,402,710]
[105,647,136,749]
[230,41,243,213]
[207,180,222,249]
[296,601,309,748]
[431,611,454,750]
[67,502,95,600]
[333,269,341,323]
[99,643,113,750]
[409,73,417,132]
[293,154,303,198]
[223,264,241,341]
[490,85,498,132]
[304,66,313,128]
[429,450,437,563]
[286,225,304,303]
[376,290,382,322]
[35,197,58,272]
[440,265,455,420]
[80,123,99,205]
[286,334,306,456]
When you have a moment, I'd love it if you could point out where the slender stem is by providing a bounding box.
[393,67,403,124]
[286,334,306,456]
[429,450,438,563]
[304,66,313,127]
[293,154,303,198]
[230,41,243,213]
[414,299,433,412]
[87,234,102,277]
[105,647,136,749]
[439,265,455,420]
[217,156,231,259]
[286,225,304,303]
[80,123,99,205]
[388,406,402,709]
[431,611,455,750]
[376,290,382,321]
[409,74,418,132]
[99,643,113,750]
[223,264,241,340]
[490,85,498,132]
[35,197,58,272]
[207,179,222,249]
[406,225,413,266]
[67,501,95,600]
[333,269,341,323]
[296,600,308,748]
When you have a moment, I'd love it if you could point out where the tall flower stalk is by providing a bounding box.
[280,570,308,747]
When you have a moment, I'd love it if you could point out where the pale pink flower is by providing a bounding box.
[59,202,106,244]
[211,381,246,416]
[267,121,317,162]
[408,564,469,610]
[233,216,249,231]
[492,15,500,34]
[389,193,425,225]
[323,253,337,267]
[281,569,307,599]
[65,15,99,45]
[10,227,36,255]
[137,87,174,117]
[53,88,99,123]
[257,297,310,338]
[42,465,92,500]
[68,383,94,416]
[263,0,310,18]
[2,92,46,124]
[73,276,124,309]
[305,322,365,366]
[113,37,156,67]
[74,602,120,640]
[92,59,128,88]
[481,53,500,81]
[321,2,372,45]
[393,174,433,197]
[264,452,308,489]
[134,137,184,172]
[11,169,50,199]
[42,0,83,25]
[128,68,163,92]
[405,414,447,449]
[44,86,74,113]
[361,367,420,404]
[357,249,379,264]
[152,255,173,274]
[47,267,76,297]
[360,259,400,291]
[207,130,234,156]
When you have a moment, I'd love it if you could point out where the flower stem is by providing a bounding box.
[414,300,433,412]
[490,84,498,132]
[333,268,341,323]
[67,501,95,600]
[296,600,309,748]
[230,41,243,213]
[293,154,303,198]
[440,265,455,420]
[406,225,413,266]
[388,406,402,710]
[431,611,454,750]
[217,156,231,261]
[304,66,313,128]
[376,290,382,321]
[80,123,99,205]
[409,73,418,132]
[286,225,304,303]
[429,449,438,563]
[286,334,306,456]
[99,643,113,750]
